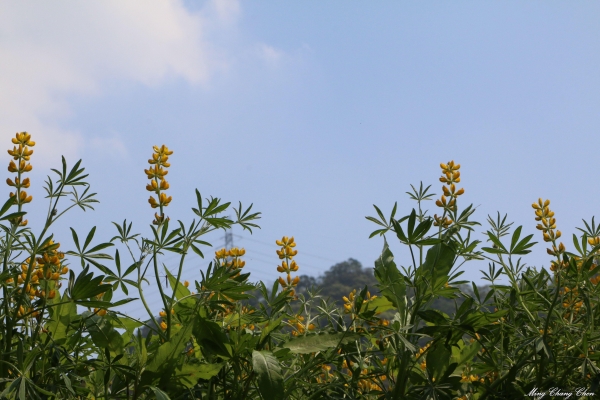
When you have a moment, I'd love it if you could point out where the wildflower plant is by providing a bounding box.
[0,132,597,400]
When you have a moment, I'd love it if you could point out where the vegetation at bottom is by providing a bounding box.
[0,132,598,399]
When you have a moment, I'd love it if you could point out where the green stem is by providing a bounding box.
[152,251,170,338]
[167,251,187,338]
[137,257,163,339]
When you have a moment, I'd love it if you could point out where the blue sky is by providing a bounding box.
[1,1,600,316]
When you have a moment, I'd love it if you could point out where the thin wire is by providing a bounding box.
[235,235,339,263]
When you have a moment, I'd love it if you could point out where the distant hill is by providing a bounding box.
[249,258,490,317]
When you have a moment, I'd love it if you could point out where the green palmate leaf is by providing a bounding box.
[450,339,481,368]
[391,218,408,242]
[483,232,508,254]
[426,343,453,381]
[222,312,253,328]
[84,314,124,354]
[234,202,261,233]
[69,266,111,300]
[506,225,537,255]
[253,351,284,400]
[146,321,195,374]
[374,240,406,319]
[280,332,360,354]
[193,318,231,359]
[176,363,225,388]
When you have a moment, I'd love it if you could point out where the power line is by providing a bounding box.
[234,235,339,263]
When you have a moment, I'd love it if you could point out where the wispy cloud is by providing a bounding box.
[89,133,128,158]
[257,43,284,68]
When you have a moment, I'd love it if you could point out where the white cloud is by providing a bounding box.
[90,133,128,158]
[258,43,284,68]
[0,0,239,164]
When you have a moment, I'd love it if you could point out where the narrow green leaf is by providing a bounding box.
[510,225,522,252]
[150,386,171,400]
[0,196,16,217]
[83,226,96,251]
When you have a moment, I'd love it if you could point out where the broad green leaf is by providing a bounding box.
[280,332,360,354]
[253,351,284,400]
[176,363,225,388]
[146,321,194,373]
[362,296,395,313]
[85,314,124,354]
[374,241,406,319]
[418,242,456,293]
[426,343,452,381]
[116,316,144,332]
[222,312,253,328]
[46,292,76,343]
[418,310,449,326]
[166,269,194,303]
[450,339,481,368]
[193,318,231,359]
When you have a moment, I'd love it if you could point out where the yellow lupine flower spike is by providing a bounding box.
[146,145,173,218]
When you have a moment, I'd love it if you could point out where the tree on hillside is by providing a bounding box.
[295,259,378,306]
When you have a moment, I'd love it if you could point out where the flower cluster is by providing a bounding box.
[532,199,565,264]
[7,132,35,226]
[414,341,432,371]
[561,286,584,318]
[145,145,173,224]
[288,315,315,337]
[215,247,246,271]
[460,373,484,384]
[315,364,332,385]
[7,241,68,318]
[356,370,383,393]
[434,160,464,227]
[414,341,431,361]
[339,360,385,393]
[276,236,300,296]
[342,289,377,316]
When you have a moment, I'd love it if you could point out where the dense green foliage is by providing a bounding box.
[294,259,473,318]
[0,135,597,399]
